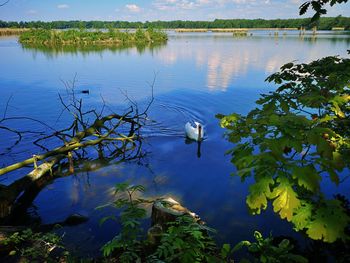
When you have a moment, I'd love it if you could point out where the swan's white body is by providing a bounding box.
[185,121,204,141]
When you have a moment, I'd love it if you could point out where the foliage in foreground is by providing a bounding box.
[97,182,308,263]
[1,228,67,262]
[98,182,220,262]
[217,54,350,243]
[19,28,167,46]
[232,231,307,263]
[299,0,349,21]
[150,216,219,262]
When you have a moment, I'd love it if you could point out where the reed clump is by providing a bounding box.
[19,28,167,45]
[332,27,345,30]
[0,28,30,36]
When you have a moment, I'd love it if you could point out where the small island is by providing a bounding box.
[19,28,168,46]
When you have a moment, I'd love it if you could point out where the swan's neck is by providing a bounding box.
[198,125,202,141]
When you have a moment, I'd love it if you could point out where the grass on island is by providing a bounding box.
[19,28,168,45]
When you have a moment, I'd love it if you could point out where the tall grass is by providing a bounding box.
[0,28,29,36]
[19,28,167,45]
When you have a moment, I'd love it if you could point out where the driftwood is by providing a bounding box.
[148,197,204,246]
[151,197,202,228]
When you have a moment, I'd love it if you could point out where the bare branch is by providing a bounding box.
[0,0,10,7]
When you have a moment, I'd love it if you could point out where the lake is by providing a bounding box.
[0,30,349,258]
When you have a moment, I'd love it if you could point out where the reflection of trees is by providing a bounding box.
[20,42,166,59]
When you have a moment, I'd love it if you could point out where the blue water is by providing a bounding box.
[0,31,349,257]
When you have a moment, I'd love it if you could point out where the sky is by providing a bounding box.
[0,0,349,22]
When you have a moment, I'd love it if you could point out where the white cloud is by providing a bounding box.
[153,0,199,10]
[290,0,302,4]
[125,4,141,12]
[57,4,69,9]
[153,0,259,11]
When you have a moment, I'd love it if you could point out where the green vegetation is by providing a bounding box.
[1,228,67,261]
[216,0,350,249]
[97,182,309,262]
[232,231,307,263]
[98,183,148,261]
[217,55,350,243]
[299,0,349,21]
[0,28,29,36]
[1,16,350,30]
[97,183,226,262]
[19,28,167,46]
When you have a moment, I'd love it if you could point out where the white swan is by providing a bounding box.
[185,121,204,141]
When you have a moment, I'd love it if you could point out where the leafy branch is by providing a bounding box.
[299,0,348,21]
[217,55,350,243]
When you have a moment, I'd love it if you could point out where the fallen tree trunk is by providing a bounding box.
[0,87,147,218]
[0,155,64,218]
[0,112,137,176]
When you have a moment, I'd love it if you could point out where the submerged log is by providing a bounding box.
[0,156,64,218]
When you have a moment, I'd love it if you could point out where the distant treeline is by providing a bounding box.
[0,16,349,30]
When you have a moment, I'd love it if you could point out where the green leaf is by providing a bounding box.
[332,151,345,171]
[306,200,349,242]
[221,243,231,258]
[246,176,274,214]
[280,100,290,112]
[232,240,251,252]
[291,202,312,231]
[281,62,294,70]
[327,169,340,185]
[292,165,321,192]
[270,178,301,221]
[115,182,130,194]
[299,2,310,15]
[311,1,321,11]
[317,138,334,159]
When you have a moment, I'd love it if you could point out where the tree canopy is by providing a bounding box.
[0,16,349,30]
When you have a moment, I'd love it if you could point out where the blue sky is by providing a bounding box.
[0,0,349,21]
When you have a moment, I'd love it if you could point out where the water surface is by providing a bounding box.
[0,31,349,257]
